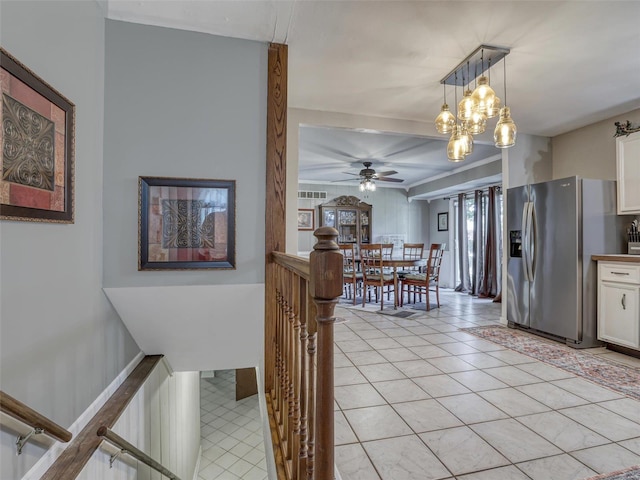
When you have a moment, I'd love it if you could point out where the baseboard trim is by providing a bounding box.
[21,351,145,480]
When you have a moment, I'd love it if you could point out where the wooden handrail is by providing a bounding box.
[272,251,310,280]
[0,390,72,443]
[97,426,181,480]
[41,355,162,480]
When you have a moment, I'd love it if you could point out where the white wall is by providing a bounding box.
[297,183,429,254]
[427,199,454,288]
[77,365,200,480]
[0,2,140,478]
[104,284,265,371]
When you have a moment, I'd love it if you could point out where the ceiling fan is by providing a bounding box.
[335,161,405,184]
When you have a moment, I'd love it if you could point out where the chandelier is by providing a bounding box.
[359,178,376,192]
[435,45,517,161]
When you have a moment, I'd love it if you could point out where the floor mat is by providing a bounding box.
[408,301,442,311]
[584,465,640,480]
[463,325,640,401]
[376,310,416,318]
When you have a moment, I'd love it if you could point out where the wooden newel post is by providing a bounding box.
[309,226,342,480]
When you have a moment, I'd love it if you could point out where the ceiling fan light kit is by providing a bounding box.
[335,161,404,193]
[359,178,376,192]
[435,45,517,161]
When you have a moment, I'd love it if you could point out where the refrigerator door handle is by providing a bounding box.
[527,202,536,281]
[522,202,531,282]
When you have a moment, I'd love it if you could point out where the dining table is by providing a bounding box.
[381,258,427,309]
[354,256,427,309]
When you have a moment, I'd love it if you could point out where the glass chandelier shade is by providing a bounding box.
[458,89,475,121]
[484,95,501,118]
[494,106,517,148]
[470,76,497,116]
[466,110,487,134]
[459,124,473,156]
[435,103,456,134]
[359,178,376,192]
[447,125,466,162]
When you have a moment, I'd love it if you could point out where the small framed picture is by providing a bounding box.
[297,208,315,231]
[438,212,448,232]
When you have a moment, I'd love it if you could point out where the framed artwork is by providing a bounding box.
[0,48,75,223]
[138,177,236,270]
[297,208,315,231]
[438,212,449,231]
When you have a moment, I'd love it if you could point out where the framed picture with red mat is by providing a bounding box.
[1,48,75,223]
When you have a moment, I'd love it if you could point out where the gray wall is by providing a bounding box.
[297,184,429,253]
[0,2,139,478]
[553,107,640,180]
[506,133,553,188]
[103,20,267,287]
[428,198,450,247]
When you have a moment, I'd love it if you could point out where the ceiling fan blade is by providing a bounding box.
[331,178,360,183]
[341,172,360,177]
[375,170,398,177]
[377,177,405,183]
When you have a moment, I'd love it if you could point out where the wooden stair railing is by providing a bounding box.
[97,426,181,479]
[0,390,73,454]
[267,227,342,480]
[40,355,162,480]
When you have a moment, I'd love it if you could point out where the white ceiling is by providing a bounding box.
[107,1,640,189]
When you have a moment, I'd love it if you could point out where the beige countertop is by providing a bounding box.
[592,254,640,263]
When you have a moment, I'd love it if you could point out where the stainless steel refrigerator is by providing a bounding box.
[507,176,631,348]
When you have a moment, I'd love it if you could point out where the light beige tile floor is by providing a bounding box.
[333,290,640,480]
[198,371,267,480]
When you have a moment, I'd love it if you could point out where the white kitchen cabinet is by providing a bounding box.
[616,131,640,214]
[597,261,640,349]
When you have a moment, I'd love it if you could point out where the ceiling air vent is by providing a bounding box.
[298,191,327,199]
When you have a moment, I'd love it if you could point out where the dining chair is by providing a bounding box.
[380,243,395,297]
[400,243,445,311]
[397,243,424,274]
[360,244,395,310]
[339,243,362,305]
[397,243,425,300]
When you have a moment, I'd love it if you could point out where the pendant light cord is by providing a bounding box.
[503,55,508,106]
[454,73,458,112]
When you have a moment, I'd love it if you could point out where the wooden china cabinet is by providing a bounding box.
[319,196,372,248]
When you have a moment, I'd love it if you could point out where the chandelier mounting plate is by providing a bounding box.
[441,45,510,86]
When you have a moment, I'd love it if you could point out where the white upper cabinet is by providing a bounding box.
[616,131,640,214]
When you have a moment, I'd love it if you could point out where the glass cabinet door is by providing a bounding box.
[360,211,370,243]
[338,209,357,243]
[318,196,372,246]
[323,209,335,227]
